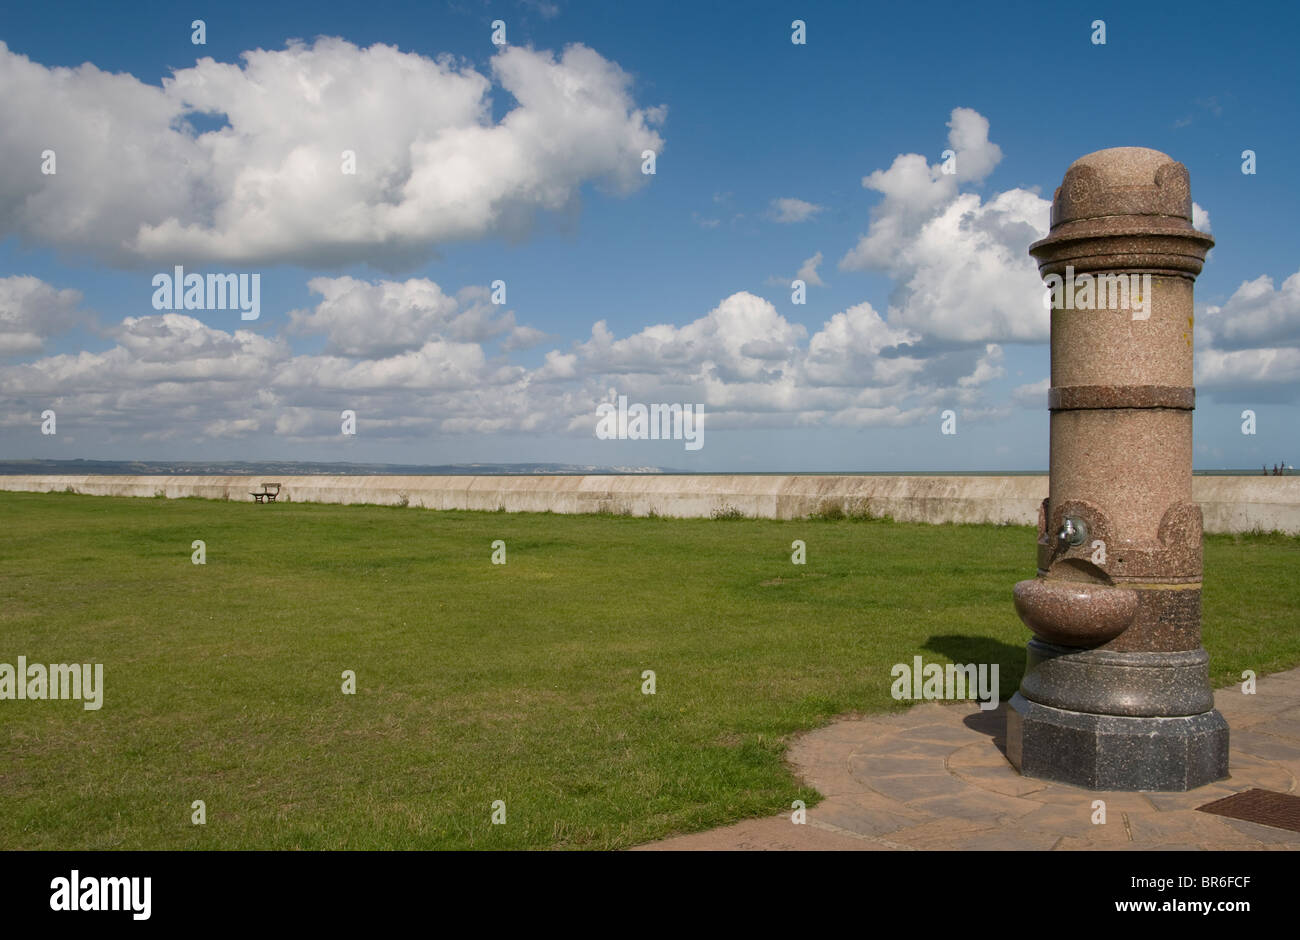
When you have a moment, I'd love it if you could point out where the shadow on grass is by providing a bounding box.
[921,633,1024,757]
[922,633,1026,687]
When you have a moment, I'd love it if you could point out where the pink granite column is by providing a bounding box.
[1006,147,1228,791]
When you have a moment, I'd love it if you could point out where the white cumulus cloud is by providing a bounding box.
[769,198,823,223]
[288,277,517,357]
[0,38,665,268]
[0,276,88,356]
[840,108,1051,343]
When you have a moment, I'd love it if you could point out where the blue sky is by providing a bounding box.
[1,0,1297,470]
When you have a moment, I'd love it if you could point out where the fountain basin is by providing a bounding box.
[1013,578,1139,647]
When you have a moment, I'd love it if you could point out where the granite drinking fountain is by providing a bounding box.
[1005,147,1229,791]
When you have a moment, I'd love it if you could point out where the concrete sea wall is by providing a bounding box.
[2,473,1298,534]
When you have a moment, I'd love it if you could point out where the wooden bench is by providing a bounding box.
[251,482,282,503]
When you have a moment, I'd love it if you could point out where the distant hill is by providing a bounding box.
[0,459,669,476]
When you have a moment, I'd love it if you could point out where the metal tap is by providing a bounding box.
[1058,516,1087,547]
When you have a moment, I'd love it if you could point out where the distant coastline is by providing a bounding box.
[0,459,1281,477]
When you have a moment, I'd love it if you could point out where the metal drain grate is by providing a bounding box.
[1197,788,1300,833]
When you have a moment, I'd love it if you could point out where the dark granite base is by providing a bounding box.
[1019,639,1216,717]
[1006,692,1229,791]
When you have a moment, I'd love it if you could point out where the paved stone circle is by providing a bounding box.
[636,669,1300,850]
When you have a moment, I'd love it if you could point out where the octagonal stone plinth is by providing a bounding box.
[1007,693,1229,791]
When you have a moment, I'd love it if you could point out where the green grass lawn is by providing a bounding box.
[1,491,1298,850]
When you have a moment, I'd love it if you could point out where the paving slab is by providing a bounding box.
[638,666,1300,851]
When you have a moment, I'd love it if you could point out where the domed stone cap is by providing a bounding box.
[1051,146,1192,228]
[1030,146,1213,277]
